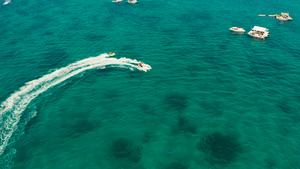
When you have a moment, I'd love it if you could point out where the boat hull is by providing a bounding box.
[247,32,269,39]
[276,16,289,21]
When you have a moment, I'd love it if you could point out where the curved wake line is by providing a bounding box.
[0,53,150,156]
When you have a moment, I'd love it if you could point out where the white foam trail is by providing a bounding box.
[0,53,151,156]
[3,0,11,5]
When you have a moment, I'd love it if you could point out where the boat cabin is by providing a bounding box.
[281,12,293,20]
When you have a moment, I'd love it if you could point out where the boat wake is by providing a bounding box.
[3,0,11,5]
[0,53,151,156]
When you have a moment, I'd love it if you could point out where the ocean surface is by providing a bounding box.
[1,0,300,168]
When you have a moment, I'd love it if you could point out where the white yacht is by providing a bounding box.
[229,27,245,33]
[127,0,137,4]
[276,13,293,21]
[248,26,270,39]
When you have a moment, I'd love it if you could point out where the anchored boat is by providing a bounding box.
[276,13,293,21]
[229,27,245,33]
[248,26,270,39]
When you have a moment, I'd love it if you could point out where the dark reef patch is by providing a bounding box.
[142,131,153,143]
[56,114,97,138]
[58,118,97,138]
[164,93,188,111]
[276,98,300,123]
[111,138,142,163]
[166,162,188,169]
[291,49,300,61]
[173,116,197,135]
[140,103,155,115]
[71,119,96,136]
[197,132,242,165]
[103,89,121,100]
[264,158,277,169]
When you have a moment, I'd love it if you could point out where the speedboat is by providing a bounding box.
[229,27,245,33]
[127,0,137,4]
[248,26,270,39]
[137,62,151,70]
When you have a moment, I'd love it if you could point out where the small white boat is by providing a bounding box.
[137,62,151,71]
[229,27,245,33]
[127,0,137,4]
[3,0,10,5]
[112,0,123,2]
[247,26,270,39]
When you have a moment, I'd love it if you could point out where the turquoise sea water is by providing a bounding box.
[1,0,300,168]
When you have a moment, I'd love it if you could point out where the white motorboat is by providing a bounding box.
[229,27,245,33]
[275,13,293,21]
[112,0,123,2]
[3,0,10,5]
[247,26,270,39]
[137,62,151,71]
[127,0,137,4]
